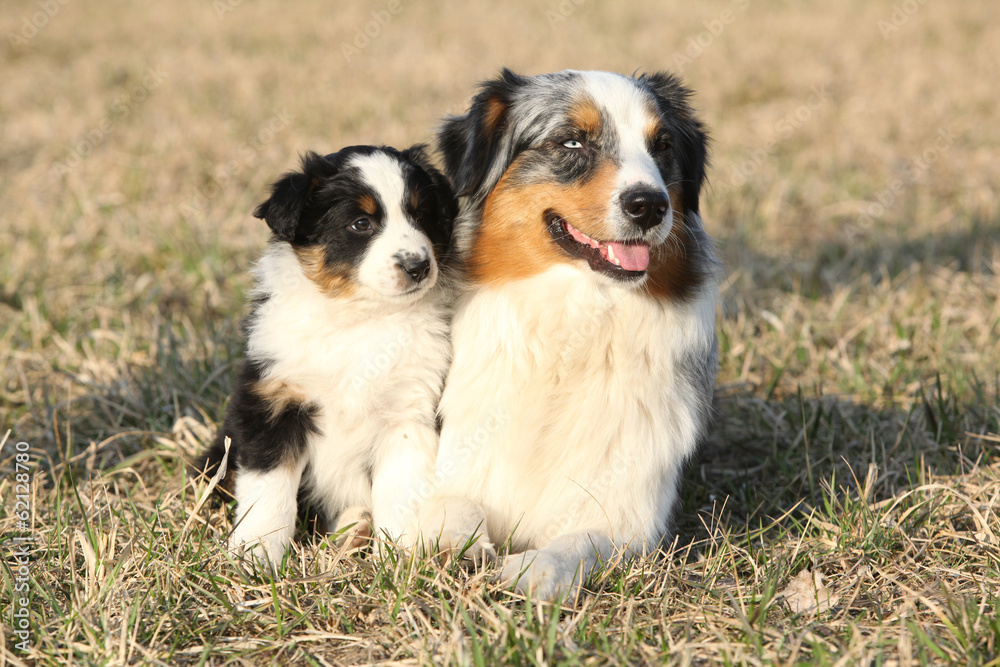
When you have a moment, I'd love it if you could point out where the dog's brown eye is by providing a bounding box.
[350,219,372,233]
[653,139,670,152]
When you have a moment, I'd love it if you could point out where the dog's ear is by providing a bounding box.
[403,144,458,256]
[438,68,526,201]
[253,151,338,241]
[640,71,709,214]
[405,144,458,225]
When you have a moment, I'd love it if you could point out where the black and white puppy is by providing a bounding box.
[421,69,719,598]
[197,145,456,567]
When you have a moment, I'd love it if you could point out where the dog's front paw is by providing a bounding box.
[332,505,373,550]
[427,528,497,565]
[229,533,287,572]
[499,549,583,600]
[419,497,496,565]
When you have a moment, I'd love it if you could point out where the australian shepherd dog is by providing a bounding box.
[421,69,719,599]
[196,145,457,567]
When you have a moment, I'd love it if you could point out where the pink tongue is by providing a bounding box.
[606,242,650,271]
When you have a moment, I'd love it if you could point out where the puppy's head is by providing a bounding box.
[439,69,713,300]
[254,145,456,301]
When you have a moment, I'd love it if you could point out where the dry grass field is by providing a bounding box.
[2,0,1000,664]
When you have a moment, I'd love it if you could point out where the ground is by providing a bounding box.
[1,0,999,664]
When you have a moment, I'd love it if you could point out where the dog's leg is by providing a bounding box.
[420,384,504,562]
[499,531,615,601]
[330,505,372,549]
[370,422,439,552]
[419,495,496,561]
[229,459,306,570]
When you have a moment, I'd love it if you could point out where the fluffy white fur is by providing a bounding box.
[422,70,718,599]
[424,264,716,597]
[230,242,450,564]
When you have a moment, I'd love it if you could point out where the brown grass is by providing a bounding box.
[1,0,999,664]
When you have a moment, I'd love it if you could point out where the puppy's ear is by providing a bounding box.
[405,144,458,225]
[438,68,526,201]
[403,144,458,255]
[253,151,338,241]
[640,71,709,214]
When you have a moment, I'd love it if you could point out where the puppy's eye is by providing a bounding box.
[653,139,670,152]
[350,219,372,233]
[561,139,584,149]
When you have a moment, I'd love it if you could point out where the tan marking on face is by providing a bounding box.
[358,194,377,216]
[410,188,420,211]
[645,116,664,146]
[642,185,702,301]
[251,377,309,422]
[569,99,601,136]
[469,160,618,285]
[294,246,356,298]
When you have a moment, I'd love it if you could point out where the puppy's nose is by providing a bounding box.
[398,255,431,283]
[620,188,668,231]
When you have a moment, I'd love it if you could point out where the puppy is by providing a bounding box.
[421,69,719,598]
[196,145,457,567]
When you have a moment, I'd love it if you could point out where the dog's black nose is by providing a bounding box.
[621,188,669,231]
[399,255,431,283]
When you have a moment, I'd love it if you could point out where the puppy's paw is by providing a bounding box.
[332,505,372,550]
[229,533,286,572]
[499,549,583,601]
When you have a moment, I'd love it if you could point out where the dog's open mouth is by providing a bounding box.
[545,212,649,279]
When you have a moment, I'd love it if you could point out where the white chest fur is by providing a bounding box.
[244,244,450,529]
[436,265,717,552]
[250,246,448,402]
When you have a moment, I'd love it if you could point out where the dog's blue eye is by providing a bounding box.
[350,219,372,232]
[561,139,584,149]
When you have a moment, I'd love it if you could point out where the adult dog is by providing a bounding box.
[421,69,719,599]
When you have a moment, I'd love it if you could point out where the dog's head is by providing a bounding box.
[254,145,457,301]
[439,69,713,300]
